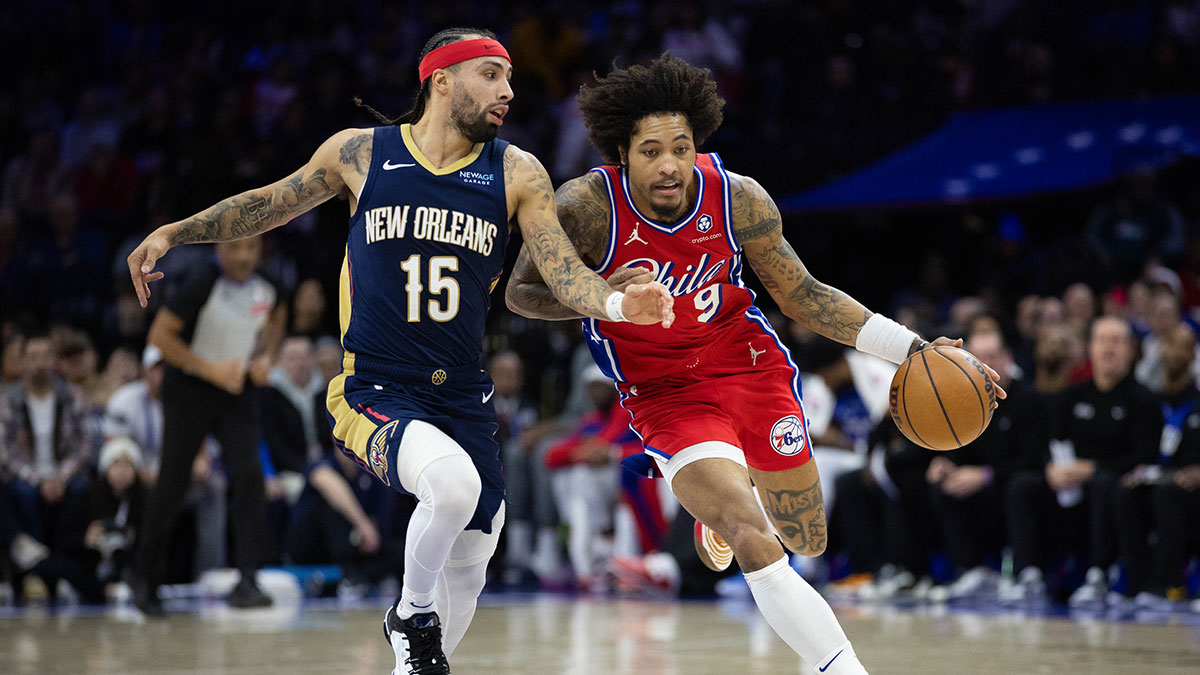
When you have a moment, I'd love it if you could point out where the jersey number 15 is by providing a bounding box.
[400,254,460,322]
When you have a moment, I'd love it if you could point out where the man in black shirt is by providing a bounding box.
[1114,322,1200,609]
[133,238,287,615]
[1002,316,1159,605]
[927,330,1044,603]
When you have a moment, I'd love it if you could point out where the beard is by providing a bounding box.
[450,87,498,143]
[649,199,686,221]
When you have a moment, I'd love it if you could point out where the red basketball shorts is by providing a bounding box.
[617,326,813,478]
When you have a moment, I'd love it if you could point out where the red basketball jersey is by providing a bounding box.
[583,153,762,384]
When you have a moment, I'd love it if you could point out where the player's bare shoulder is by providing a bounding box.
[726,170,782,246]
[553,171,611,269]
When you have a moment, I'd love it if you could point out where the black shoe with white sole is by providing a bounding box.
[384,606,450,675]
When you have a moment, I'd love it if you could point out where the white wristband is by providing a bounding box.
[605,291,628,322]
[855,314,920,365]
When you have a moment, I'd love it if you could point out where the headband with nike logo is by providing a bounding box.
[418,38,511,82]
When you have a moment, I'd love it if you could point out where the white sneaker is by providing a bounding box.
[1067,567,1108,609]
[945,566,1000,603]
[1133,591,1175,613]
[858,565,915,602]
[1190,597,1200,614]
[9,533,49,571]
[999,567,1047,605]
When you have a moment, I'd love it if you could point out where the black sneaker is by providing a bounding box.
[384,606,450,674]
[227,576,272,609]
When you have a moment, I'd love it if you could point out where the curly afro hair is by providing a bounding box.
[576,52,725,165]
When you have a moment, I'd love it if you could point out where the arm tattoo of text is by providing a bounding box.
[762,482,827,554]
[733,174,869,344]
[169,167,335,245]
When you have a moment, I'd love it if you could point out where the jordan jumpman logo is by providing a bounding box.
[749,342,766,366]
[625,222,648,246]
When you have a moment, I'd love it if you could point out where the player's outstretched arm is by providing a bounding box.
[127,128,372,307]
[506,172,652,320]
[731,172,1007,395]
[504,148,673,327]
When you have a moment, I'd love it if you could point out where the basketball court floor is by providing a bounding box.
[2,594,1198,674]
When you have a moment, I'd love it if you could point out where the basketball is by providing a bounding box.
[888,346,996,451]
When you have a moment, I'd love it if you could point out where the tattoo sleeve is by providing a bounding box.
[732,173,871,345]
[761,482,828,555]
[167,131,367,245]
[504,150,615,321]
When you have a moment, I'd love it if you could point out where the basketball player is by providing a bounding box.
[506,54,1005,674]
[126,28,673,675]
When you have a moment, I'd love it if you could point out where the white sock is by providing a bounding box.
[397,454,482,620]
[744,556,868,674]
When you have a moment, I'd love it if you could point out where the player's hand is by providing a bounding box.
[205,359,246,395]
[607,265,655,292]
[942,466,989,498]
[621,281,675,328]
[921,337,1008,402]
[127,229,172,308]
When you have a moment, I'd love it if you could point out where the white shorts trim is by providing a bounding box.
[395,419,471,496]
[653,441,747,487]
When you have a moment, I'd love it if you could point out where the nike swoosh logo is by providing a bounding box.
[819,649,844,672]
[482,386,495,404]
[383,160,416,170]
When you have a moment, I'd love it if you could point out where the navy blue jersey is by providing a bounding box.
[339,124,510,371]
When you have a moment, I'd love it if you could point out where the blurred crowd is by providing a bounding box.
[3,0,1200,608]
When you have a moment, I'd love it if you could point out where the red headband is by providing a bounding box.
[418,38,511,82]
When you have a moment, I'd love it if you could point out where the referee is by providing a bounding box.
[132,237,286,615]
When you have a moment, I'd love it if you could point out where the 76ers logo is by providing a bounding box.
[697,214,714,233]
[369,420,400,486]
[770,415,809,456]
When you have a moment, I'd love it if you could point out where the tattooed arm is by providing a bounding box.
[127,129,372,307]
[731,172,875,347]
[503,147,673,326]
[506,171,645,319]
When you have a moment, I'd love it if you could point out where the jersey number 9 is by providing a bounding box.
[400,254,460,322]
[695,284,722,323]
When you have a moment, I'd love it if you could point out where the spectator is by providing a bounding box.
[1033,323,1081,396]
[832,418,936,602]
[1113,323,1200,609]
[261,336,325,491]
[1135,287,1200,391]
[2,128,66,223]
[796,336,895,582]
[285,449,399,597]
[1085,169,1187,283]
[1063,282,1098,331]
[490,351,555,587]
[62,437,148,599]
[287,279,329,341]
[1,333,23,392]
[545,366,645,592]
[926,331,1044,603]
[133,237,286,615]
[1,333,94,546]
[1002,316,1159,606]
[104,345,226,577]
